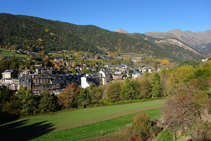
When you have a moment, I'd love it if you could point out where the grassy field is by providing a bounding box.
[0,100,165,141]
[0,49,27,58]
[32,108,161,141]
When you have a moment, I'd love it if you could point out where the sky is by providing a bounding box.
[0,0,210,33]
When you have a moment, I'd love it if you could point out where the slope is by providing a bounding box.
[0,13,199,62]
[17,14,183,61]
[131,32,206,61]
[145,29,211,53]
[0,13,103,53]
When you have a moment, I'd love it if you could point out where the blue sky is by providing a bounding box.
[1,0,210,33]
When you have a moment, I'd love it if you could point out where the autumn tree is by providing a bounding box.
[69,68,76,73]
[72,61,76,68]
[162,84,211,140]
[136,79,152,99]
[57,83,81,108]
[125,113,161,141]
[105,81,122,102]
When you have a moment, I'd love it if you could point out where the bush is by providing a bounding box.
[125,113,161,141]
[157,130,173,141]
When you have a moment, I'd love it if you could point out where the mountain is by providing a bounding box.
[0,13,183,62]
[131,33,206,61]
[115,29,129,34]
[144,29,211,53]
[0,13,103,53]
[0,13,205,62]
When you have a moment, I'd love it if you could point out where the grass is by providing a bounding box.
[1,100,164,128]
[0,100,165,141]
[1,50,12,54]
[31,108,161,141]
[0,49,27,57]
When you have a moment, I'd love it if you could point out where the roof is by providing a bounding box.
[2,69,15,74]
[106,65,126,68]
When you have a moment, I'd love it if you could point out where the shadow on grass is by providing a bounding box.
[0,119,55,141]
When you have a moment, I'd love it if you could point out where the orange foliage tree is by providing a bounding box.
[57,83,81,108]
[50,60,61,70]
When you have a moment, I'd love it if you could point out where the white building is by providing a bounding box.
[81,71,111,88]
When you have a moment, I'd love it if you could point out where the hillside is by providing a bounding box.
[131,32,206,61]
[144,29,211,53]
[0,13,205,62]
[0,13,103,53]
[20,15,175,59]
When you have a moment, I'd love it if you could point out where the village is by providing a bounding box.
[0,49,160,94]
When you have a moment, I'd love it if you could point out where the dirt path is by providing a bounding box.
[54,102,165,132]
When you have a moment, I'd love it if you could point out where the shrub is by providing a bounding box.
[125,113,161,141]
[157,130,173,141]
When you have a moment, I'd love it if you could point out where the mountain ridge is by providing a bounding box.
[144,29,211,53]
[0,13,206,62]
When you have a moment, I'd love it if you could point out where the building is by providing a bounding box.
[18,69,31,77]
[0,66,82,94]
[81,71,111,88]
[112,74,123,80]
[132,73,141,80]
[34,65,52,74]
[2,69,17,79]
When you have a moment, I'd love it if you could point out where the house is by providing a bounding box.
[18,69,31,77]
[104,65,127,69]
[112,74,123,80]
[132,73,141,79]
[127,73,132,78]
[34,65,52,74]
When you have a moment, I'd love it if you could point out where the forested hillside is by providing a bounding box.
[0,13,205,62]
[21,14,177,60]
[0,13,102,53]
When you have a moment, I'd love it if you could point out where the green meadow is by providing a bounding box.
[0,100,165,141]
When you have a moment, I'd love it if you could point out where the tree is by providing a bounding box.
[78,85,95,108]
[121,78,139,101]
[17,86,38,116]
[105,81,122,102]
[92,85,104,104]
[162,84,211,140]
[0,87,11,113]
[125,113,161,141]
[3,94,20,117]
[38,91,57,114]
[72,62,76,68]
[81,67,88,73]
[136,79,152,99]
[57,83,81,108]
[69,68,76,73]
[151,73,161,97]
